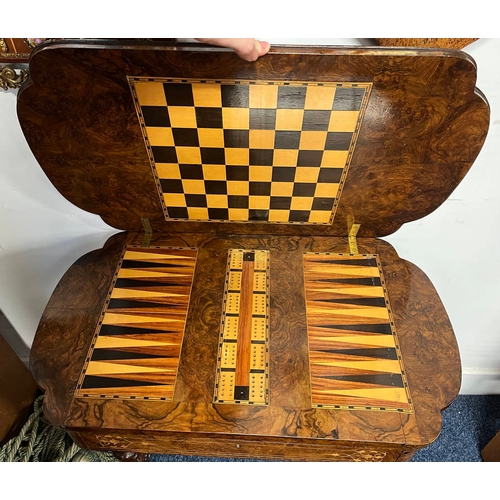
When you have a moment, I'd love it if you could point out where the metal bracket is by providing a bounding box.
[347,216,360,255]
[141,218,153,248]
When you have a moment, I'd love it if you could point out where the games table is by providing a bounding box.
[18,40,489,461]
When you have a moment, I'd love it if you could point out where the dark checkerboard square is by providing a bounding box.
[172,128,199,147]
[274,131,301,149]
[272,167,296,182]
[302,110,331,131]
[325,132,353,151]
[180,164,203,179]
[249,109,276,130]
[208,208,229,220]
[318,168,343,183]
[228,195,249,208]
[224,130,249,148]
[249,182,271,196]
[221,85,249,108]
[167,207,189,218]
[163,83,194,106]
[289,211,310,222]
[160,179,184,193]
[185,194,207,207]
[333,87,366,111]
[226,165,249,181]
[201,148,225,164]
[204,180,228,194]
[277,85,307,109]
[142,106,171,127]
[196,108,223,128]
[292,183,316,197]
[297,151,323,167]
[250,149,274,166]
[249,210,269,221]
[152,146,177,163]
[270,197,292,210]
[312,198,336,210]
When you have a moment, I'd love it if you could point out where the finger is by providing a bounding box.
[195,38,270,61]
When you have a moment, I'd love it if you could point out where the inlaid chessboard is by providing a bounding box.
[129,78,371,224]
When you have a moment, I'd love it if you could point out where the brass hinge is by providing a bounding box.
[347,216,360,255]
[141,218,153,247]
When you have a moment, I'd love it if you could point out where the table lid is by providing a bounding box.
[17,40,490,237]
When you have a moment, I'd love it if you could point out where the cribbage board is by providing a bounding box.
[21,41,489,462]
[129,78,371,224]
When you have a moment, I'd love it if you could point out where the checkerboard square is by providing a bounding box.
[225,148,249,166]
[202,164,226,180]
[295,166,320,183]
[205,180,228,194]
[292,183,316,197]
[289,210,310,222]
[156,163,181,179]
[163,193,186,207]
[249,109,276,130]
[249,182,271,196]
[227,181,249,195]
[201,148,225,164]
[250,149,274,166]
[249,210,269,221]
[224,130,249,148]
[168,107,197,128]
[290,197,313,211]
[249,196,270,210]
[273,150,298,167]
[206,194,228,207]
[275,109,304,130]
[249,166,272,182]
[198,128,224,148]
[325,132,353,151]
[299,131,327,150]
[188,207,209,219]
[192,83,222,107]
[268,210,290,222]
[172,128,199,147]
[270,196,292,210]
[152,146,177,164]
[163,82,194,106]
[185,194,207,207]
[166,207,189,218]
[226,165,249,181]
[321,150,349,167]
[333,87,366,111]
[196,108,223,128]
[221,85,249,108]
[147,127,174,147]
[277,85,306,109]
[179,164,203,179]
[304,85,336,110]
[182,179,205,194]
[315,182,339,197]
[297,150,323,167]
[272,167,296,182]
[176,147,201,164]
[142,106,171,127]
[208,208,229,220]
[328,111,359,132]
[249,130,275,149]
[271,182,294,197]
[134,82,167,107]
[229,209,249,220]
[160,178,184,193]
[222,108,249,129]
[274,131,301,149]
[318,167,343,183]
[228,195,249,209]
[302,110,331,131]
[249,84,278,109]
[308,211,332,223]
[312,198,336,210]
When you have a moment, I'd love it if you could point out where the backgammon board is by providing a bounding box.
[18,40,489,461]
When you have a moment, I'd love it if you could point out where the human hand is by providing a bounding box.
[195,38,270,62]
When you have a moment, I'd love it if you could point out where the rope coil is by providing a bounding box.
[0,395,117,462]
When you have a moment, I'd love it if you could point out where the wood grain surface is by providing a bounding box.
[17,41,489,238]
[31,233,460,460]
[374,38,479,50]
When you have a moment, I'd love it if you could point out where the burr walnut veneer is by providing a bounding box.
[18,40,489,461]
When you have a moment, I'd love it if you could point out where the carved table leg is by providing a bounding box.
[113,451,150,462]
